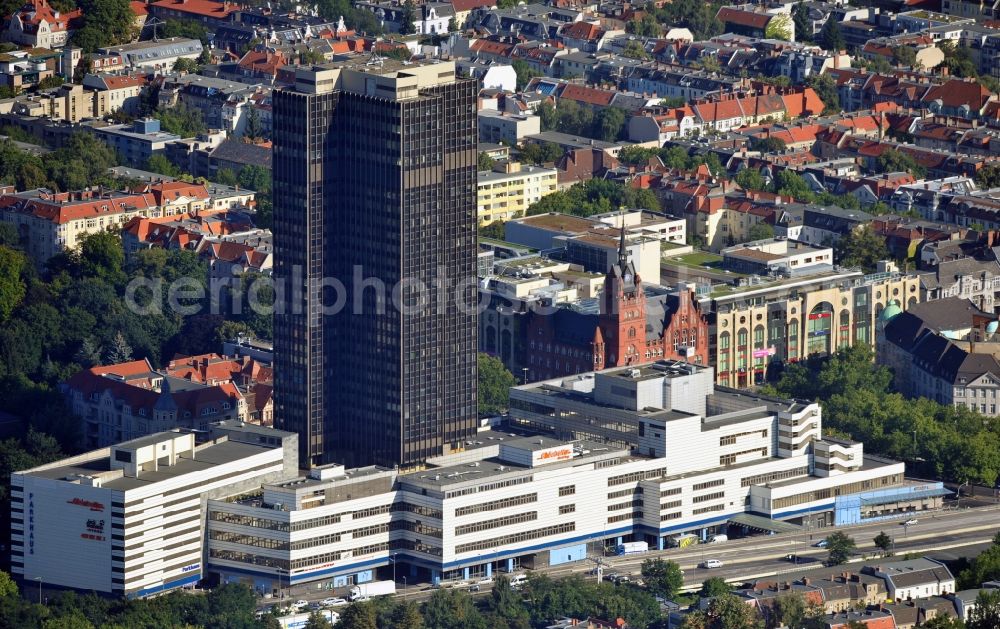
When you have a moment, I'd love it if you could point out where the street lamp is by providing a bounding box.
[521,367,529,385]
[34,577,41,605]
[402,576,407,597]
[389,553,397,583]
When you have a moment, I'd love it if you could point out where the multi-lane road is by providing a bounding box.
[268,504,1000,610]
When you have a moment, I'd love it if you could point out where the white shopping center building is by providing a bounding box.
[12,362,947,598]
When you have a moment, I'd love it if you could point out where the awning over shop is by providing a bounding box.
[728,513,803,534]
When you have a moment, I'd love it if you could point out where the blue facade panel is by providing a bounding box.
[549,543,587,566]
[834,482,945,526]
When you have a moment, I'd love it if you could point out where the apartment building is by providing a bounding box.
[477,161,558,225]
[477,110,541,145]
[63,359,248,448]
[707,262,922,388]
[0,188,159,265]
[878,297,1000,415]
[11,423,297,598]
[91,118,182,168]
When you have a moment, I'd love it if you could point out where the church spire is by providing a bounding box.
[618,207,628,270]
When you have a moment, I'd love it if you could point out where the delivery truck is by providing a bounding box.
[616,541,649,556]
[349,580,396,601]
[672,534,698,549]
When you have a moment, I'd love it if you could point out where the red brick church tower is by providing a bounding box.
[593,225,647,370]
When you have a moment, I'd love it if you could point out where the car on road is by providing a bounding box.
[604,572,620,582]
[309,602,323,611]
[293,600,309,610]
[469,584,481,592]
[321,597,348,607]
[901,518,918,525]
[701,559,724,569]
[784,554,820,564]
[813,539,828,548]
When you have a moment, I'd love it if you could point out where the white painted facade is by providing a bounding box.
[11,424,296,597]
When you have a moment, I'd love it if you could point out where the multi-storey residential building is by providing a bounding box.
[477,161,557,225]
[878,297,1000,415]
[707,262,922,387]
[0,187,159,265]
[202,361,943,594]
[91,118,182,168]
[11,423,297,598]
[272,59,478,468]
[3,0,81,49]
[63,359,249,448]
[477,110,541,145]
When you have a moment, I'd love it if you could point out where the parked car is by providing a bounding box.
[309,602,323,611]
[902,518,918,525]
[321,597,348,607]
[813,539,828,548]
[469,584,481,592]
[702,559,724,569]
[293,600,309,610]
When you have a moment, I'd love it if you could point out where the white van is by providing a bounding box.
[509,574,528,588]
[702,559,724,569]
[708,534,728,544]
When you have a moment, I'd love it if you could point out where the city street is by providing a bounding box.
[268,503,1000,610]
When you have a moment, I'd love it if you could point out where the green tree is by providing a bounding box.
[626,15,660,37]
[968,589,1000,629]
[819,17,844,52]
[0,570,17,598]
[792,2,811,42]
[512,59,541,91]
[72,0,137,51]
[0,246,26,323]
[305,610,334,629]
[238,164,271,194]
[764,13,793,41]
[873,531,893,555]
[399,0,417,34]
[641,558,684,600]
[704,593,763,628]
[594,106,627,142]
[622,39,650,59]
[337,601,378,629]
[748,222,775,241]
[834,225,889,273]
[215,168,239,187]
[892,46,918,68]
[490,575,530,625]
[145,154,182,178]
[173,57,200,73]
[749,137,787,153]
[479,220,506,241]
[700,577,732,598]
[154,104,207,138]
[877,148,927,179]
[825,531,856,565]
[392,601,425,629]
[422,589,487,629]
[975,164,1000,189]
[959,533,1000,588]
[773,592,810,629]
[774,170,815,202]
[519,141,563,166]
[478,353,517,415]
[806,73,840,115]
[37,75,65,90]
[478,152,496,171]
[617,146,661,166]
[159,18,211,43]
[735,168,766,192]
[244,107,265,141]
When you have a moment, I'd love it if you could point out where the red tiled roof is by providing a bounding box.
[717,7,771,30]
[559,83,614,107]
[694,98,743,122]
[560,21,604,41]
[0,190,158,225]
[130,0,148,16]
[471,38,514,57]
[449,0,495,11]
[148,181,209,206]
[13,0,82,33]
[781,88,825,118]
[922,78,992,111]
[149,0,238,19]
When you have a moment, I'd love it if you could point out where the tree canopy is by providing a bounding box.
[478,353,517,416]
[527,179,661,217]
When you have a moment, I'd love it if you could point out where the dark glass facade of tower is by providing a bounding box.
[272,63,479,468]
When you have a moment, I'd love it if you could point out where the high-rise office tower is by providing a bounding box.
[272,59,478,468]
